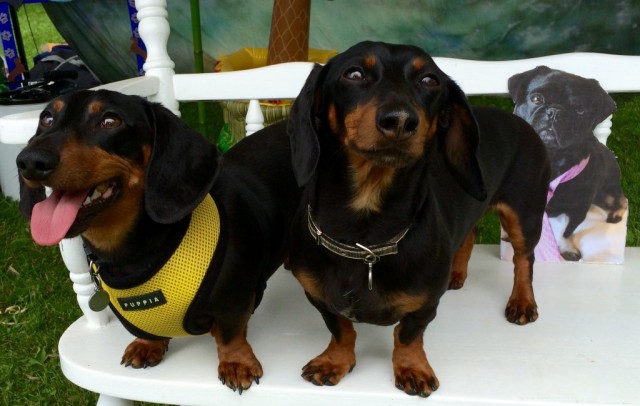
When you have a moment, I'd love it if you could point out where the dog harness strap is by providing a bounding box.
[100,195,220,337]
[307,205,410,259]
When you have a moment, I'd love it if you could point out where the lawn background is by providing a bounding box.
[1,4,638,405]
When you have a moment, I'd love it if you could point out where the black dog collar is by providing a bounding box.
[307,205,410,289]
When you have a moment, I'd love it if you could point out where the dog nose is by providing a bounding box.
[16,148,59,181]
[546,107,560,121]
[376,108,419,141]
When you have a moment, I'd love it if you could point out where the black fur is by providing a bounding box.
[16,89,299,393]
[286,41,550,397]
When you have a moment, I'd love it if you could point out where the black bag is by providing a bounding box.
[1,45,101,104]
[29,45,101,90]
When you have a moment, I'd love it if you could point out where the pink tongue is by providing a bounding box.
[30,190,89,246]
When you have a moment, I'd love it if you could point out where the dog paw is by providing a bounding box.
[121,338,169,368]
[448,271,466,290]
[218,359,263,394]
[505,297,538,325]
[606,197,628,223]
[560,250,582,261]
[392,332,439,397]
[301,356,355,386]
[394,365,439,397]
[557,235,581,261]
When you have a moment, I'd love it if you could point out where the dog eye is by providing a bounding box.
[419,74,439,88]
[101,114,122,129]
[343,67,365,81]
[39,112,54,127]
[530,93,544,105]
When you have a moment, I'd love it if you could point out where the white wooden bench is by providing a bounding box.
[1,0,639,404]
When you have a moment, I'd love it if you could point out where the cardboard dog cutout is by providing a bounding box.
[502,66,627,263]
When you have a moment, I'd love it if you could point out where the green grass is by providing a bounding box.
[16,4,65,69]
[2,4,639,405]
[0,197,98,404]
[0,5,97,404]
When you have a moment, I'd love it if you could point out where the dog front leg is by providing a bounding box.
[392,310,439,397]
[301,301,357,386]
[211,294,263,394]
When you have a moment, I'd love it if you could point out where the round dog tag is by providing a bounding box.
[89,290,110,312]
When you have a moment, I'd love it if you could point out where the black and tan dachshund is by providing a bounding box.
[16,89,299,394]
[286,41,550,397]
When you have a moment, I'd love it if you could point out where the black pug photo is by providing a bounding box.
[505,66,627,263]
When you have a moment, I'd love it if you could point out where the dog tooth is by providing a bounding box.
[102,187,113,199]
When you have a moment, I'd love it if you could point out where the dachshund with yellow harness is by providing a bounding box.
[16,89,300,394]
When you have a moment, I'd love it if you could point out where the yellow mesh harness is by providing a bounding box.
[101,195,220,337]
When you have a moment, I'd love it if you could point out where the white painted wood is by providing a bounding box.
[135,0,178,115]
[93,76,159,98]
[592,114,613,145]
[0,109,41,144]
[58,245,640,405]
[245,99,265,135]
[95,394,133,406]
[172,62,314,101]
[60,237,109,328]
[433,52,640,95]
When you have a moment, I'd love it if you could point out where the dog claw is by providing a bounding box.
[218,360,263,394]
[395,373,436,397]
[322,374,337,386]
[505,303,539,325]
[393,356,439,398]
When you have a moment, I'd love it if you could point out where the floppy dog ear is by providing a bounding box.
[145,103,221,224]
[584,79,617,125]
[18,176,46,219]
[439,80,487,201]
[507,66,552,103]
[288,64,324,187]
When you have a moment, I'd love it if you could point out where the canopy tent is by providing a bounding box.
[43,0,639,83]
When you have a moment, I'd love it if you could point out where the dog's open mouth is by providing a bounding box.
[82,181,118,209]
[30,180,121,246]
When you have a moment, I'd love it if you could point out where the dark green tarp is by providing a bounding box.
[45,0,639,83]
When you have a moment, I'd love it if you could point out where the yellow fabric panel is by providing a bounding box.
[102,195,220,337]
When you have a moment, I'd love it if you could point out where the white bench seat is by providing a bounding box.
[59,245,640,405]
